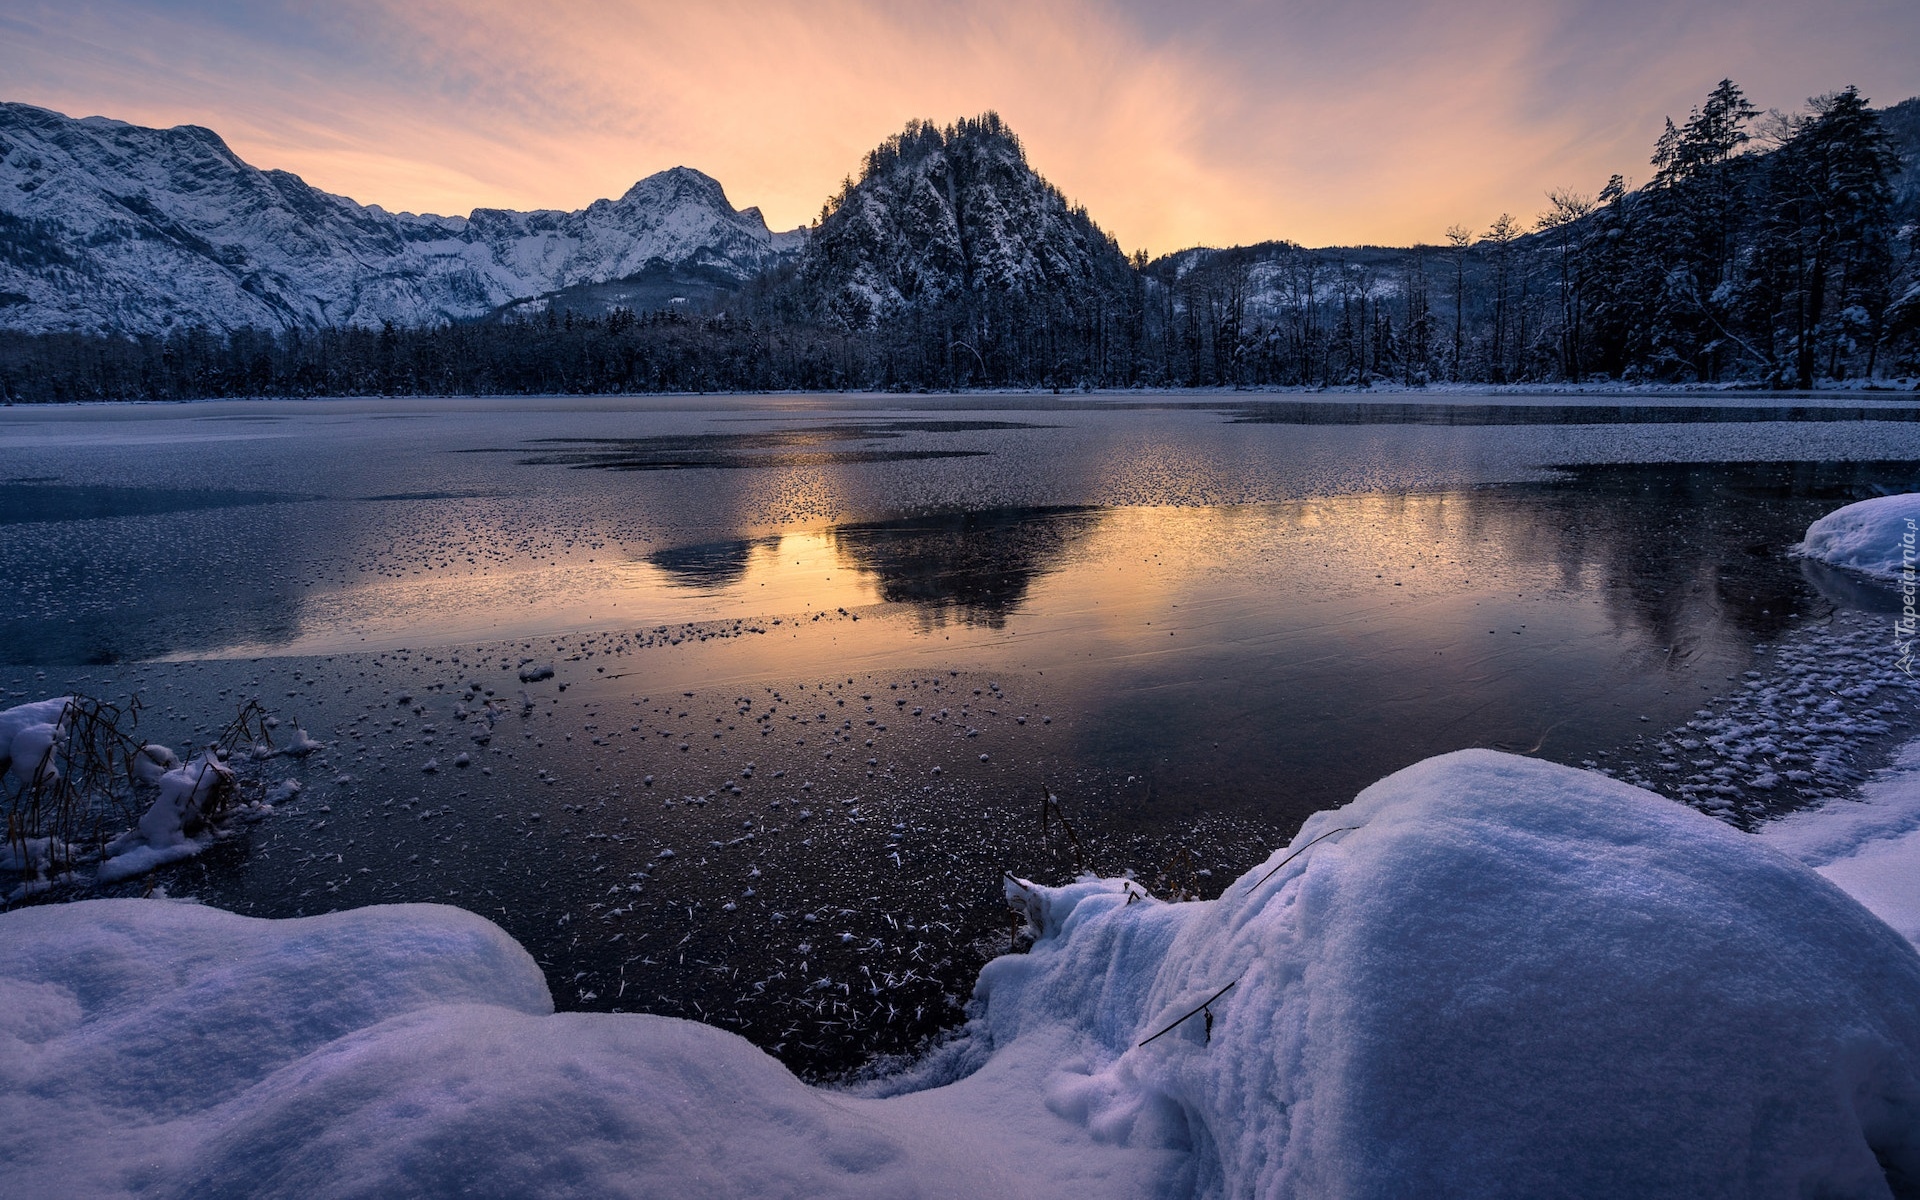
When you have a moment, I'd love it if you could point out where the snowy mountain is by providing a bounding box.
[0,102,803,334]
[792,114,1132,330]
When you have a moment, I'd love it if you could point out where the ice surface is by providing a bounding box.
[1798,492,1920,580]
[5,751,1917,1197]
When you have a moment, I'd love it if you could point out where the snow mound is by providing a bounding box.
[979,749,1920,1198]
[97,750,237,883]
[1798,492,1920,581]
[0,900,1085,1199]
[4,752,1917,1197]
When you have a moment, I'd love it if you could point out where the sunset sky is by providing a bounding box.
[4,1,1917,254]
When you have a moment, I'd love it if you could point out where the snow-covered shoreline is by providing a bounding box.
[4,379,1920,413]
[4,748,1917,1198]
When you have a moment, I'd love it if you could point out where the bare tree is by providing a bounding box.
[1445,224,1473,380]
[1537,190,1595,380]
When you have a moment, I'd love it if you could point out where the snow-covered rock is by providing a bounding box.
[0,696,71,786]
[0,102,803,335]
[987,750,1920,1197]
[135,751,233,848]
[4,750,1917,1196]
[1797,492,1920,581]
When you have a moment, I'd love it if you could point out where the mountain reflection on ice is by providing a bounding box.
[827,507,1104,629]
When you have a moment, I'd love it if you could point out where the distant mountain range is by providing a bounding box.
[0,102,802,335]
[4,95,1917,343]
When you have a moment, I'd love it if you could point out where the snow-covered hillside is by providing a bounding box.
[0,102,802,334]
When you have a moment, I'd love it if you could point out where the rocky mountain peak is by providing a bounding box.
[794,112,1131,329]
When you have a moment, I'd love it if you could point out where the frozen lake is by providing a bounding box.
[3,391,1917,1074]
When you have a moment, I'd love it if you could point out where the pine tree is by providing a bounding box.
[1753,87,1899,386]
[1645,79,1762,379]
[1445,224,1473,380]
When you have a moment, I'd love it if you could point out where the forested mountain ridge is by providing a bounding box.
[1147,85,1920,389]
[0,102,802,335]
[1883,96,1920,223]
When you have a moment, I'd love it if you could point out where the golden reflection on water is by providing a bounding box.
[194,480,1766,683]
[197,488,1744,686]
[208,530,880,658]
[176,485,1782,816]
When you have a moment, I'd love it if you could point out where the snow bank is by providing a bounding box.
[1798,492,1920,581]
[1764,738,1920,946]
[4,751,1918,1197]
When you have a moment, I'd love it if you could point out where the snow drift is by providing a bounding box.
[1764,737,1920,947]
[3,750,1917,1198]
[1799,492,1920,581]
